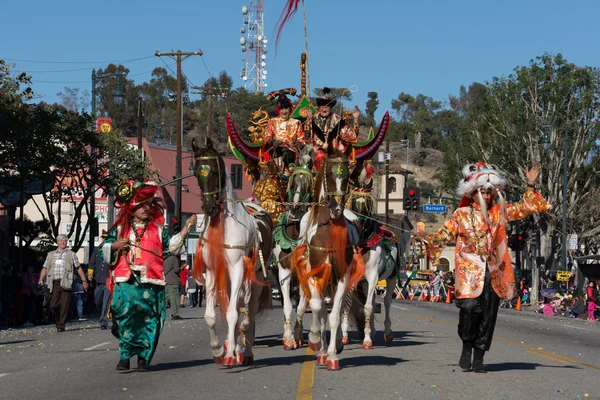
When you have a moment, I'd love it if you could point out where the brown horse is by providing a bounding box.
[290,147,365,370]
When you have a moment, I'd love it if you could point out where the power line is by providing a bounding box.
[3,55,154,65]
[28,64,176,84]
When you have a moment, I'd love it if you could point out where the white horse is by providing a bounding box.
[192,137,272,367]
[272,164,313,350]
[291,148,365,370]
[342,159,399,348]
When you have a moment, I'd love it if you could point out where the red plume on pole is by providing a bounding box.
[275,0,302,50]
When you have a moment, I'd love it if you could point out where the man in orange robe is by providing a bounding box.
[419,162,550,373]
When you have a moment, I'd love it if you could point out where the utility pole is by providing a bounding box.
[155,50,202,225]
[137,96,143,152]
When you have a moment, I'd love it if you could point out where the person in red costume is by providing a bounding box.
[100,180,196,372]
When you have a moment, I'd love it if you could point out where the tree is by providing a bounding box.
[438,54,600,267]
[57,87,91,113]
[365,91,379,127]
[391,93,442,151]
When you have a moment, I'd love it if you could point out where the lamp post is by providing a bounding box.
[90,69,125,262]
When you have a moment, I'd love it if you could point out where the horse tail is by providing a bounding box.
[192,242,205,283]
[344,291,366,341]
[243,250,265,286]
[290,244,310,300]
[347,253,366,294]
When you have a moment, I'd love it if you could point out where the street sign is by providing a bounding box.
[556,271,571,281]
[423,204,447,213]
[567,234,578,250]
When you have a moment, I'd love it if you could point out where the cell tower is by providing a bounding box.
[240,1,267,93]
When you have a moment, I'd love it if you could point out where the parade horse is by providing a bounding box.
[290,146,365,370]
[273,162,313,350]
[341,158,400,348]
[191,137,273,367]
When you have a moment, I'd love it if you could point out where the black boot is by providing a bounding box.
[116,358,130,371]
[137,356,150,372]
[459,342,473,371]
[472,348,487,373]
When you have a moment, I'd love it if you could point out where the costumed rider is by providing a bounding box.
[306,87,360,171]
[99,180,197,372]
[262,93,305,179]
[416,162,550,373]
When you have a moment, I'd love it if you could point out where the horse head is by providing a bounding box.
[321,146,351,219]
[192,137,226,217]
[286,164,314,220]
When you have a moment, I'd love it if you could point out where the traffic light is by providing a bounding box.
[171,217,180,233]
[403,187,421,211]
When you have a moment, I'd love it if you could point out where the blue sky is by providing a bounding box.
[2,0,599,121]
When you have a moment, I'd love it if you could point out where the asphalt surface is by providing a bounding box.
[1,299,599,400]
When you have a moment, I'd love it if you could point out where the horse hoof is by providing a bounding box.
[223,356,237,367]
[317,353,327,366]
[236,353,244,364]
[362,341,373,350]
[384,334,393,343]
[327,359,340,371]
[213,355,224,365]
[341,336,349,345]
[296,337,304,348]
[242,356,254,366]
[309,341,321,351]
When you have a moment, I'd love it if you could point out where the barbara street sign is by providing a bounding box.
[423,204,447,213]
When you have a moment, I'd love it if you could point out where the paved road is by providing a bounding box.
[1,300,599,400]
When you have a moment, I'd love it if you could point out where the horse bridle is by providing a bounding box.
[323,157,350,203]
[195,154,224,206]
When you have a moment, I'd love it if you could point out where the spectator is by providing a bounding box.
[21,266,37,327]
[164,255,182,320]
[186,275,198,308]
[197,275,204,307]
[179,264,190,308]
[38,235,89,332]
[431,271,442,302]
[69,274,86,321]
[587,280,598,303]
[567,296,586,319]
[88,246,111,330]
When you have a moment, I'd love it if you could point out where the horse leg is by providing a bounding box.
[383,275,397,344]
[294,287,307,347]
[326,272,350,371]
[341,308,350,345]
[362,250,379,350]
[279,263,296,350]
[316,303,328,367]
[236,279,252,363]
[307,278,323,352]
[223,257,244,367]
[241,275,264,366]
[204,270,224,364]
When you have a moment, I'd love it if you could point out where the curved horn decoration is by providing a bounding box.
[226,113,260,162]
[354,111,390,161]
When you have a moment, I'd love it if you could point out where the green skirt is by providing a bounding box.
[111,276,166,363]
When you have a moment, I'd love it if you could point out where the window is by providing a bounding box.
[387,177,397,193]
[438,257,450,272]
[231,164,243,190]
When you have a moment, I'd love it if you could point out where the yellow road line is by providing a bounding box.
[405,312,600,371]
[296,346,315,400]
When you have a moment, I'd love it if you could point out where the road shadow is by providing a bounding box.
[0,338,37,345]
[485,362,581,372]
[152,358,214,371]
[341,330,432,349]
[224,354,308,372]
[337,355,406,368]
